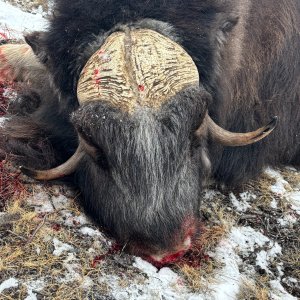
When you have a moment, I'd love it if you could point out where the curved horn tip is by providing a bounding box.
[264,116,278,133]
[19,166,38,178]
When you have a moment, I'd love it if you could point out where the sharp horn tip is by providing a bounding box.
[264,116,278,133]
[19,166,37,178]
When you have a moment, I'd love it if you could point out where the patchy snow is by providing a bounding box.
[277,214,297,227]
[133,257,159,276]
[287,191,300,214]
[0,0,47,39]
[270,198,278,209]
[229,226,270,254]
[80,226,105,237]
[61,253,94,288]
[26,189,53,212]
[229,192,251,212]
[265,168,290,195]
[270,280,297,300]
[52,238,74,256]
[51,194,69,210]
[81,276,94,289]
[0,278,19,293]
[229,226,282,275]
[209,240,242,300]
[24,279,45,300]
[99,258,194,300]
[265,168,300,215]
[64,213,90,227]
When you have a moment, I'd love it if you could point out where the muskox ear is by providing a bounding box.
[25,31,49,64]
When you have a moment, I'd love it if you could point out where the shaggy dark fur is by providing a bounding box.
[0,0,299,257]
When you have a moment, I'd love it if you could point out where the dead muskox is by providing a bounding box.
[0,0,299,263]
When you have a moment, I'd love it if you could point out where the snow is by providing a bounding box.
[265,168,300,214]
[229,192,251,212]
[107,257,194,300]
[209,240,242,300]
[277,214,297,227]
[52,238,74,256]
[51,194,69,210]
[26,190,53,213]
[24,279,45,300]
[133,257,158,275]
[229,226,282,275]
[0,278,19,293]
[264,168,290,195]
[64,213,89,227]
[80,226,105,237]
[269,280,297,300]
[0,0,47,39]
[287,191,300,214]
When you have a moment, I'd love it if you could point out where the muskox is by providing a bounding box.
[0,0,299,263]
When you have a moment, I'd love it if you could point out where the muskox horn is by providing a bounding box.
[20,137,96,180]
[77,28,199,112]
[197,114,278,146]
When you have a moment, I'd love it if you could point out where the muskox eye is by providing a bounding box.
[221,16,239,33]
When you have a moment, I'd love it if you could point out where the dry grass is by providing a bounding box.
[246,174,277,208]
[0,181,146,299]
[237,276,270,300]
[281,249,300,283]
[281,169,300,189]
[4,0,49,14]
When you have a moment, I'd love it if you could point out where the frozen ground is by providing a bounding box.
[0,2,299,299]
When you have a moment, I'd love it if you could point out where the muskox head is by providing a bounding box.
[21,26,277,263]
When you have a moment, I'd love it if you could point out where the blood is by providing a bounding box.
[51,224,62,231]
[0,32,8,41]
[0,161,25,211]
[91,242,122,268]
[138,84,145,92]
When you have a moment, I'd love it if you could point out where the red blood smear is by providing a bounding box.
[145,250,187,269]
[91,255,105,268]
[0,161,25,211]
[91,243,122,268]
[138,85,145,92]
[51,224,61,231]
[38,212,47,219]
[144,243,210,269]
[94,69,99,75]
[0,32,8,40]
